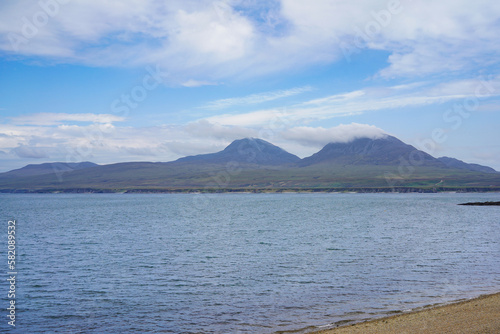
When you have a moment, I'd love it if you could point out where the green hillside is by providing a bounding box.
[1,162,499,192]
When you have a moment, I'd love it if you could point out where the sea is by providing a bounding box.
[0,193,499,333]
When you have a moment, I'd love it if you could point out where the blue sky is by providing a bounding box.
[1,0,500,172]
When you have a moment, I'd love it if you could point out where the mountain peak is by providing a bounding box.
[300,135,443,167]
[222,137,266,151]
[176,138,300,165]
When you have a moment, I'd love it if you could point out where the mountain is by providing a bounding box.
[1,137,499,192]
[438,157,497,174]
[175,138,300,165]
[299,135,444,167]
[0,162,98,178]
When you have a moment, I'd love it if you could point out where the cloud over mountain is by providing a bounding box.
[11,144,50,159]
[282,123,387,146]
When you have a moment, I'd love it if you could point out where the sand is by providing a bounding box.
[311,292,500,334]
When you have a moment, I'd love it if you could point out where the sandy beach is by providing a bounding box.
[312,292,500,334]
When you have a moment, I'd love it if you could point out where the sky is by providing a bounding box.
[1,0,500,172]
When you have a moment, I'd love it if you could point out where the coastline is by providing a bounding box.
[310,292,500,334]
[1,186,500,193]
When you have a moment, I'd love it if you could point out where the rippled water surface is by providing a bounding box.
[1,193,499,333]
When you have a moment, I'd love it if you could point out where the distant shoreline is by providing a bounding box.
[310,291,500,334]
[1,186,500,194]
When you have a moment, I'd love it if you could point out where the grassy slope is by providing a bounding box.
[1,161,499,192]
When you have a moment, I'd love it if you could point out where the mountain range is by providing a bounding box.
[0,135,498,192]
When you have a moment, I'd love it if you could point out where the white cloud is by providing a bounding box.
[0,117,253,169]
[202,86,313,110]
[11,145,50,159]
[11,113,125,126]
[170,7,254,63]
[371,1,500,78]
[428,76,500,97]
[185,120,257,139]
[1,1,499,81]
[205,108,290,127]
[182,79,219,87]
[301,90,365,106]
[282,123,387,147]
[160,140,225,157]
[202,77,500,127]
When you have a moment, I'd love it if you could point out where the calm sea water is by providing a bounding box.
[0,193,499,333]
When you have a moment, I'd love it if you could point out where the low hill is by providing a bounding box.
[438,157,497,174]
[0,162,98,178]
